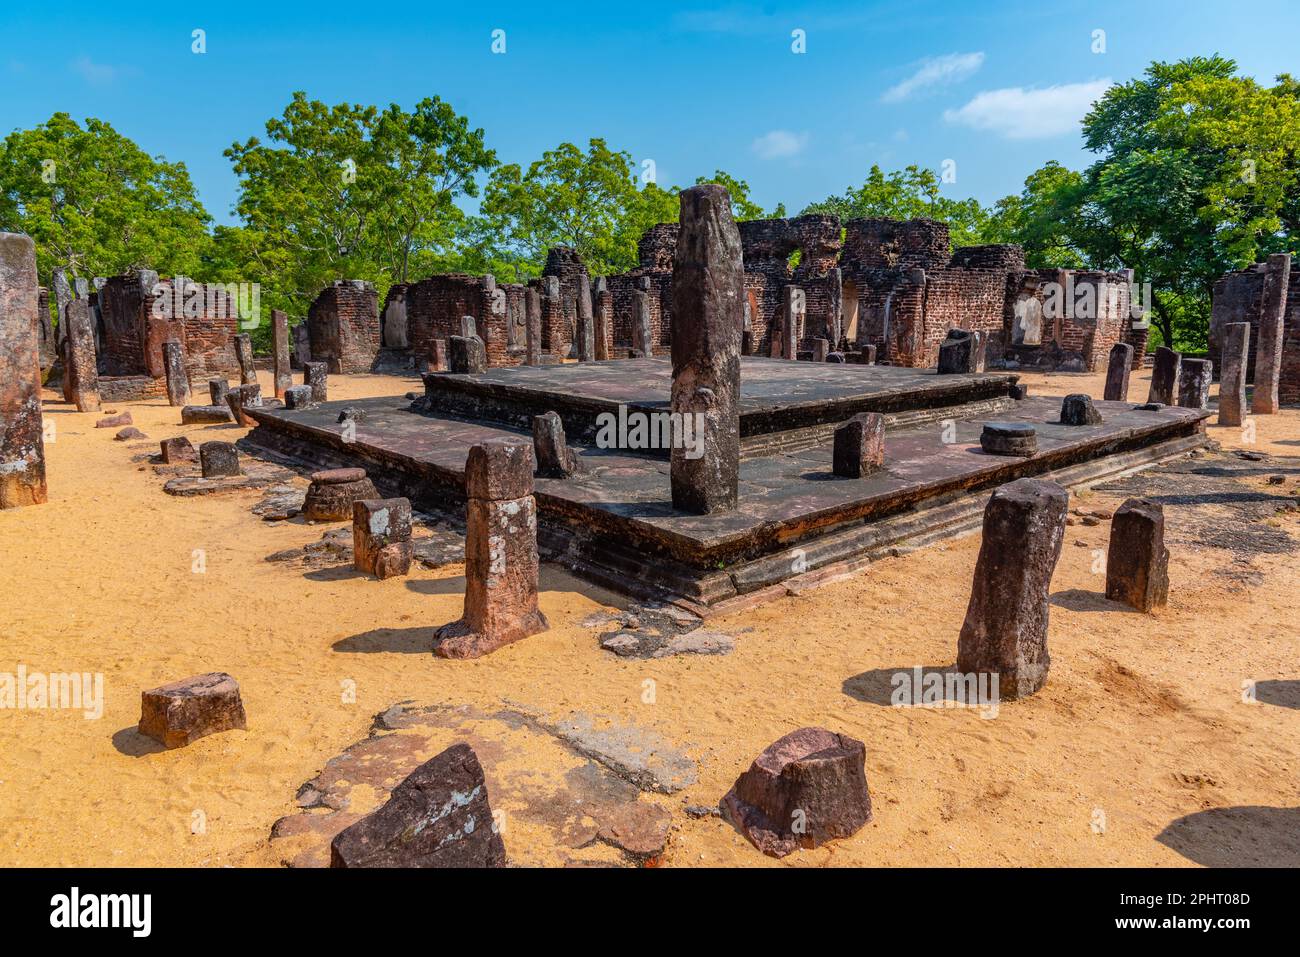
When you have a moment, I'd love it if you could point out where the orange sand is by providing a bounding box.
[2,366,1298,867]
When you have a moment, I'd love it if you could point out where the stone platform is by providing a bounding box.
[243,361,1208,613]
[414,357,1019,456]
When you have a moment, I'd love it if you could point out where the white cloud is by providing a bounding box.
[72,56,118,85]
[943,79,1112,139]
[752,129,808,160]
[882,52,984,103]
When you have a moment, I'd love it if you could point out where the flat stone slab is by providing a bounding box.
[163,461,296,496]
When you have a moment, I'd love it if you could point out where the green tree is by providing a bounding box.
[0,112,211,287]
[225,92,495,311]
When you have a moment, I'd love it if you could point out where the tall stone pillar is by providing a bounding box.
[1103,342,1133,401]
[593,277,612,360]
[162,339,190,407]
[524,288,542,366]
[575,275,595,361]
[772,285,802,359]
[632,289,653,357]
[1251,252,1292,415]
[1176,358,1212,410]
[1218,322,1251,427]
[435,438,549,659]
[956,478,1067,700]
[670,185,742,515]
[0,233,47,508]
[64,299,101,413]
[826,268,843,346]
[53,268,74,402]
[271,310,292,399]
[235,332,256,386]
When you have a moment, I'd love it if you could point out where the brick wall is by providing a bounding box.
[307,280,380,374]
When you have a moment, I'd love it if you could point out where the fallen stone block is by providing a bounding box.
[95,411,132,428]
[160,436,197,464]
[329,743,506,868]
[114,427,146,441]
[721,727,872,858]
[284,385,314,410]
[353,497,413,580]
[1060,393,1103,425]
[181,404,234,424]
[138,672,247,749]
[200,441,240,478]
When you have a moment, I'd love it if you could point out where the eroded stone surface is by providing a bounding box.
[832,412,884,478]
[0,232,47,508]
[353,497,413,579]
[1104,342,1133,402]
[138,672,247,749]
[1106,497,1170,612]
[1061,393,1103,425]
[1148,346,1181,405]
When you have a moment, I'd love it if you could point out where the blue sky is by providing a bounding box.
[2,0,1297,226]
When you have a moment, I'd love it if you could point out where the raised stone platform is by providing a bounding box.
[243,361,1208,612]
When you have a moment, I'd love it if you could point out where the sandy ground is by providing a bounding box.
[2,365,1299,868]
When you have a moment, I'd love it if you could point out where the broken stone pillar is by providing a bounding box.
[53,268,74,403]
[575,275,595,361]
[200,441,240,477]
[429,337,448,372]
[0,232,47,508]
[162,340,190,407]
[532,411,578,478]
[448,335,486,374]
[1103,342,1133,401]
[632,289,653,358]
[209,378,230,406]
[1105,497,1169,612]
[721,727,872,859]
[435,438,549,659]
[971,331,987,372]
[271,310,292,399]
[1218,322,1251,427]
[303,468,377,521]
[524,288,542,366]
[138,672,247,749]
[1147,346,1181,405]
[670,184,742,515]
[1060,393,1102,425]
[1251,253,1292,415]
[235,332,256,386]
[63,299,101,413]
[330,743,506,868]
[772,285,801,360]
[1177,358,1212,410]
[937,328,975,373]
[353,496,414,580]
[811,338,830,362]
[181,404,234,424]
[832,412,884,478]
[159,436,197,464]
[460,315,476,339]
[956,478,1067,700]
[593,276,612,360]
[304,361,329,402]
[224,384,261,426]
[826,267,844,346]
[284,385,314,409]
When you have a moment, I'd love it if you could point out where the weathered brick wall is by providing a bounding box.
[307,280,379,374]
[1278,274,1300,405]
[542,247,590,358]
[1001,269,1133,372]
[1217,266,1300,405]
[920,267,1011,367]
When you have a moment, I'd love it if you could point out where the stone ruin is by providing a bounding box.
[1210,253,1295,408]
[0,232,47,509]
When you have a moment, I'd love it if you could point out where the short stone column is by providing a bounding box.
[593,277,612,360]
[1105,497,1169,612]
[235,332,256,386]
[200,441,240,477]
[937,329,975,373]
[272,309,293,399]
[670,185,742,514]
[435,439,549,659]
[532,411,578,478]
[209,378,230,406]
[1218,322,1251,427]
[1103,342,1133,401]
[1147,346,1181,405]
[955,478,1068,700]
[1177,358,1213,410]
[304,361,329,402]
[353,497,414,579]
[162,340,190,407]
[0,232,47,508]
[772,285,801,360]
[449,335,486,373]
[1251,252,1292,415]
[64,299,101,413]
[832,412,884,477]
[159,436,197,464]
[1061,393,1102,425]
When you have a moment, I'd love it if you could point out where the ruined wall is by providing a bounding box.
[1213,264,1300,405]
[1002,269,1133,373]
[307,280,380,374]
[609,225,675,356]
[400,273,523,368]
[541,247,590,359]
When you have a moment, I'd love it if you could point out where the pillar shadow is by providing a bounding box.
[1254,679,1300,710]
[332,626,440,654]
[1156,806,1300,866]
[404,576,466,596]
[1049,588,1132,613]
[111,726,167,757]
[842,664,955,706]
